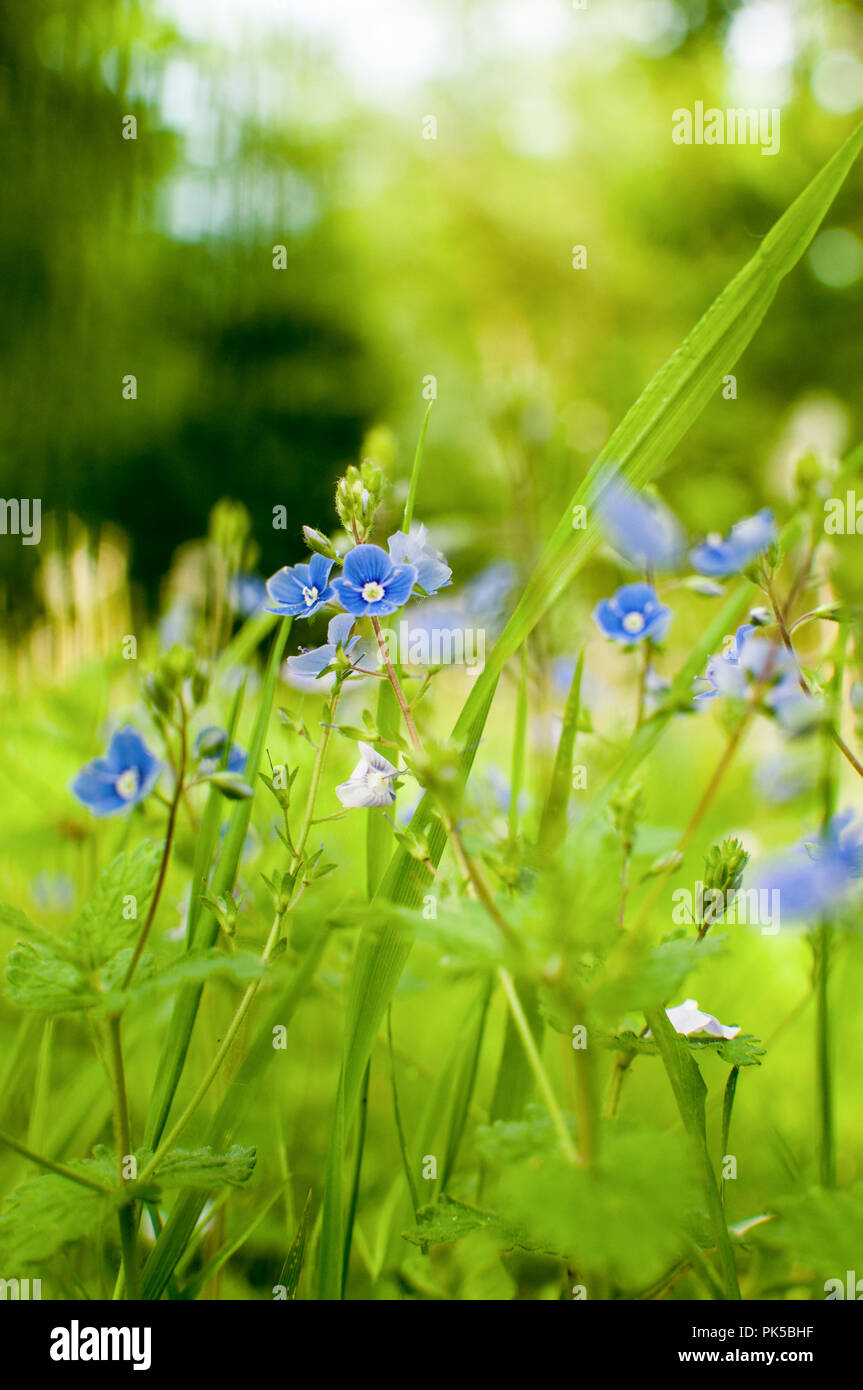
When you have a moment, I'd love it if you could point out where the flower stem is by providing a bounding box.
[107,1015,139,1299]
[122,705,188,991]
[498,967,578,1164]
[0,1128,112,1192]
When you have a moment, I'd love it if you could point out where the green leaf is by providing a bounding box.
[144,620,290,1152]
[538,649,584,855]
[752,1184,863,1279]
[402,1194,503,1249]
[147,1144,256,1190]
[318,121,863,1297]
[5,941,92,1013]
[71,840,165,968]
[0,1165,114,1264]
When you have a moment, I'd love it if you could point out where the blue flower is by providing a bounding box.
[229,573,267,617]
[752,811,863,923]
[194,727,247,775]
[331,544,417,618]
[266,553,335,618]
[335,742,400,809]
[286,613,360,679]
[695,626,810,729]
[690,509,776,578]
[596,477,684,572]
[71,726,161,817]
[387,524,452,596]
[593,582,671,644]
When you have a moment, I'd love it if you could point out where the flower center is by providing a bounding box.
[115,768,140,800]
[621,611,646,635]
[361,581,386,603]
[706,531,724,547]
[302,585,319,607]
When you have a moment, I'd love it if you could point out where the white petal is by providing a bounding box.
[357,741,397,776]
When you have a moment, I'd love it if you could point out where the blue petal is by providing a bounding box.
[105,726,155,776]
[308,553,335,591]
[342,544,393,587]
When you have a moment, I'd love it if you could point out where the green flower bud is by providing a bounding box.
[703,837,749,896]
[302,525,338,560]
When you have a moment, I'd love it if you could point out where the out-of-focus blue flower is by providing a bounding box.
[335,742,400,808]
[30,872,76,913]
[690,509,776,578]
[596,477,684,572]
[266,553,335,618]
[387,524,452,596]
[159,599,196,650]
[752,811,863,923]
[71,726,161,817]
[694,624,754,701]
[286,614,359,679]
[229,573,267,617]
[462,561,517,629]
[194,727,247,775]
[593,582,671,644]
[331,545,417,618]
[695,626,810,729]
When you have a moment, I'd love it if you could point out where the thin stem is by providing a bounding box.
[122,704,188,990]
[814,923,836,1187]
[107,1016,139,1299]
[371,617,421,749]
[138,688,343,1181]
[498,967,578,1165]
[0,1128,112,1192]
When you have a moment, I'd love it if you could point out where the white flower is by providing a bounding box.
[664,998,740,1040]
[335,742,399,809]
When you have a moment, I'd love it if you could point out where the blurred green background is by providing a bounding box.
[2,0,862,627]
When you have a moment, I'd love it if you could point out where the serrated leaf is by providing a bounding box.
[147,1144,256,1190]
[71,840,164,967]
[402,1194,504,1248]
[0,1165,114,1264]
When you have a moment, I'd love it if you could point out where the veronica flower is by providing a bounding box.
[266,553,335,619]
[335,742,400,809]
[387,524,452,596]
[664,999,740,1040]
[596,477,684,571]
[695,625,809,729]
[229,573,267,617]
[331,545,417,618]
[194,727,247,776]
[71,726,161,817]
[690,509,776,578]
[286,614,361,680]
[593,582,671,644]
[751,811,863,923]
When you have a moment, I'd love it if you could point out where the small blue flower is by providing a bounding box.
[194,727,247,775]
[266,553,335,618]
[229,573,267,617]
[336,742,400,808]
[695,626,809,729]
[387,524,452,596]
[331,544,417,618]
[596,477,684,572]
[752,811,863,923]
[690,509,776,578]
[593,582,671,644]
[286,613,360,679]
[71,726,161,817]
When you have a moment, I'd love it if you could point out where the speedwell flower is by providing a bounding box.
[751,810,863,923]
[335,742,400,809]
[695,625,809,728]
[593,582,671,644]
[387,524,452,596]
[266,553,335,618]
[690,509,776,578]
[664,999,740,1040]
[331,544,417,618]
[194,727,247,775]
[596,477,684,572]
[71,726,161,817]
[287,613,360,679]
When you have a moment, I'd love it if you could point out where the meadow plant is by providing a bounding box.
[4,121,863,1307]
